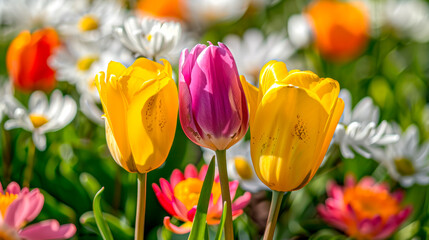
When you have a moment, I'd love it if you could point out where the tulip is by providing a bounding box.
[179,42,248,151]
[241,60,344,239]
[95,58,178,239]
[179,42,249,239]
[7,28,60,92]
[305,0,369,62]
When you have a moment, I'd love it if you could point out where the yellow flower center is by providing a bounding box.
[173,178,222,210]
[78,15,99,32]
[29,114,49,128]
[234,156,253,180]
[394,158,415,176]
[77,56,98,71]
[146,34,152,41]
[343,186,400,224]
[0,192,18,218]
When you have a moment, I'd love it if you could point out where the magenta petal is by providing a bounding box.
[24,189,44,223]
[19,220,76,240]
[198,165,208,181]
[187,207,197,221]
[6,182,21,195]
[190,46,242,139]
[184,164,198,179]
[231,192,251,211]
[152,183,176,216]
[179,42,249,151]
[163,217,192,234]
[172,198,189,221]
[228,181,239,200]
[4,194,31,229]
[170,169,184,189]
[345,174,356,188]
[159,178,174,200]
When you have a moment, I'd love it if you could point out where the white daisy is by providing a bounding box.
[1,0,77,33]
[202,140,268,193]
[331,89,399,159]
[113,17,181,61]
[287,14,314,49]
[0,81,14,122]
[223,29,295,85]
[184,0,248,27]
[59,0,125,42]
[384,0,429,42]
[375,124,429,187]
[50,38,133,124]
[4,90,77,151]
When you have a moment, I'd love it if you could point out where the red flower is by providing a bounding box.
[7,28,61,92]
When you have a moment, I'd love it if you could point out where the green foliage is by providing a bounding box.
[93,187,114,240]
[188,157,215,240]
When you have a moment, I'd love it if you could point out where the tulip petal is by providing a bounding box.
[258,61,288,102]
[240,75,259,129]
[127,76,178,173]
[96,66,133,172]
[251,85,329,192]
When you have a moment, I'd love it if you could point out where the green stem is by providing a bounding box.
[263,191,284,240]
[215,150,234,240]
[135,173,147,240]
[1,126,12,182]
[23,140,36,187]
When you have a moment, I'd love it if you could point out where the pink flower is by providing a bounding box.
[0,182,76,240]
[152,164,251,234]
[178,42,249,151]
[318,175,412,240]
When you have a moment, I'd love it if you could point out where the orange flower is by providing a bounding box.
[136,0,183,20]
[7,28,60,92]
[318,175,412,239]
[305,0,369,62]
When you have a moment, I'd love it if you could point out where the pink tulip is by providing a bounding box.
[179,42,249,150]
[0,181,76,240]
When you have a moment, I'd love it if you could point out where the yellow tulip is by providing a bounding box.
[95,58,178,173]
[241,60,344,192]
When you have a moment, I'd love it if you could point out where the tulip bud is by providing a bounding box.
[95,58,178,173]
[7,28,60,92]
[179,43,249,151]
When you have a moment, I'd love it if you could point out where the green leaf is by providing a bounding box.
[80,172,102,199]
[80,211,133,240]
[93,187,114,240]
[214,202,227,240]
[188,157,215,240]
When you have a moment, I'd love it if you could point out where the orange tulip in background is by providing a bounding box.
[7,28,61,92]
[306,0,369,63]
[136,0,184,20]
